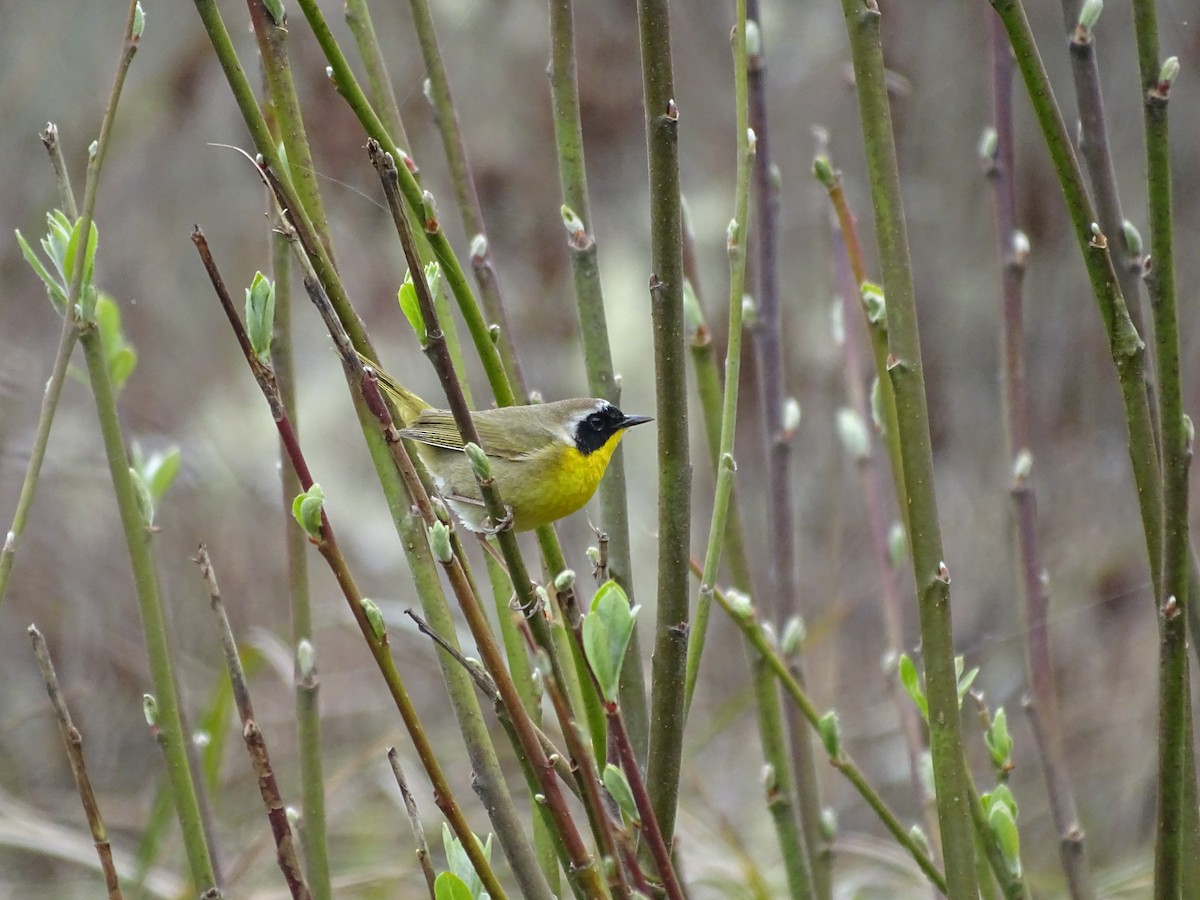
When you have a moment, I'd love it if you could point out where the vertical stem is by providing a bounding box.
[406,0,527,393]
[636,0,692,855]
[838,3,976,894]
[986,13,1094,900]
[745,9,828,891]
[271,222,330,900]
[1131,5,1193,895]
[80,329,218,891]
[247,0,337,265]
[548,0,649,761]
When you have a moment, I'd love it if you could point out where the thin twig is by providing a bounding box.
[695,562,946,894]
[28,626,124,900]
[985,13,1094,899]
[838,4,975,891]
[194,546,311,900]
[386,749,438,898]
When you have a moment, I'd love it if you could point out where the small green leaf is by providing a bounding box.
[109,347,137,391]
[64,216,99,317]
[16,228,67,313]
[292,484,325,539]
[423,261,442,307]
[582,580,640,702]
[988,801,1022,878]
[603,764,639,824]
[245,272,275,363]
[131,1,146,38]
[898,654,928,722]
[95,295,137,391]
[434,872,473,900]
[986,707,1014,771]
[442,824,491,899]
[143,447,182,505]
[398,277,427,344]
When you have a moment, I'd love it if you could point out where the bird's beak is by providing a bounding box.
[620,414,653,429]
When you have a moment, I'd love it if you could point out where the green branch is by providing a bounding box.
[548,0,649,760]
[636,0,692,859]
[838,3,975,893]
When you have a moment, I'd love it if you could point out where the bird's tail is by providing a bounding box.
[356,350,430,424]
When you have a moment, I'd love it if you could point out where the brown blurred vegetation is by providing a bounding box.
[0,0,1198,896]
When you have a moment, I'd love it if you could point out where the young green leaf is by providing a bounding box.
[988,801,1022,878]
[245,272,275,363]
[16,228,67,313]
[582,580,641,702]
[985,707,1014,771]
[603,763,639,824]
[398,276,427,344]
[95,294,137,392]
[143,447,182,505]
[442,823,492,899]
[292,484,325,539]
[434,872,473,900]
[898,653,928,722]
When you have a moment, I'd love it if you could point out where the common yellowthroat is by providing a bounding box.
[369,363,652,532]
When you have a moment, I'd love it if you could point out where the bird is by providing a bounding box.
[368,361,651,532]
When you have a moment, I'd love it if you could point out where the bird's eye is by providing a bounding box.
[587,412,604,430]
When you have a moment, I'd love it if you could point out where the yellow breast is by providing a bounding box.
[502,431,627,531]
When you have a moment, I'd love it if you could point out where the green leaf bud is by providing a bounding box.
[132,1,146,38]
[464,442,491,481]
[245,271,276,362]
[296,638,316,680]
[818,710,841,759]
[143,693,159,727]
[836,407,871,462]
[819,807,838,842]
[861,281,886,324]
[428,521,453,564]
[812,155,836,188]
[554,569,576,592]
[1078,0,1103,31]
[292,484,325,540]
[361,597,387,644]
[1122,220,1143,257]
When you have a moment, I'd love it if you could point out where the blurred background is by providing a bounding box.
[1,0,1198,896]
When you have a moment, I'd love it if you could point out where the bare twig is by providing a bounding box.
[985,13,1094,899]
[194,546,311,900]
[28,626,124,900]
[386,749,438,898]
